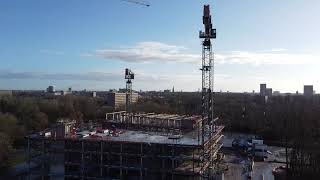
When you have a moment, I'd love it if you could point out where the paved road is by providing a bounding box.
[253,162,282,180]
[223,152,282,180]
[222,132,287,180]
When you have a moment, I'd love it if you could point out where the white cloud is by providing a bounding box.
[85,41,200,63]
[270,48,287,52]
[133,71,231,91]
[84,41,320,66]
[216,51,320,65]
[0,71,121,81]
[0,70,231,91]
[0,70,202,83]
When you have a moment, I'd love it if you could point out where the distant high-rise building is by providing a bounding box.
[172,86,175,93]
[47,85,55,93]
[107,92,138,109]
[266,88,272,96]
[273,91,280,95]
[118,88,127,93]
[260,83,267,96]
[62,90,72,96]
[0,90,12,96]
[304,85,313,96]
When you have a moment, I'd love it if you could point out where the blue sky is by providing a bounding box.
[1,0,320,92]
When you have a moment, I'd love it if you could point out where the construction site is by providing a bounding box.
[25,4,224,180]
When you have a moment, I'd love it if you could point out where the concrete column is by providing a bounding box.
[120,143,123,179]
[100,141,103,177]
[81,141,84,180]
[27,138,30,180]
[140,143,143,180]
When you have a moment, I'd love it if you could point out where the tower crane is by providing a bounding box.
[199,4,216,143]
[125,68,134,114]
[125,68,134,128]
[199,5,217,179]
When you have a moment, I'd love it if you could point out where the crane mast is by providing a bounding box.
[199,5,217,179]
[125,68,134,113]
[200,5,216,143]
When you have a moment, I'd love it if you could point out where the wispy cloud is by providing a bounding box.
[0,70,192,82]
[0,70,231,91]
[270,48,287,52]
[216,51,320,65]
[40,49,65,55]
[84,41,320,66]
[0,71,120,81]
[84,41,199,63]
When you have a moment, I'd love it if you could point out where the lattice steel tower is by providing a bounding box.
[199,5,216,143]
[125,68,134,113]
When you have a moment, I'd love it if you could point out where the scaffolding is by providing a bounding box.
[105,112,205,134]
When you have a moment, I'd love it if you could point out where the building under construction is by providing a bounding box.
[25,4,223,180]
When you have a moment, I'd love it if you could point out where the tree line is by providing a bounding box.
[134,92,320,141]
[134,92,320,178]
[0,95,113,168]
[0,92,319,177]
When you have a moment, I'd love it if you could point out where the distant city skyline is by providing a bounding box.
[1,0,320,92]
